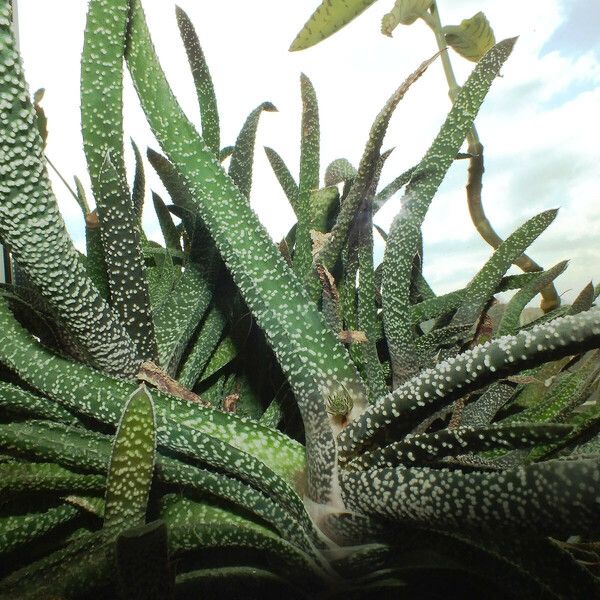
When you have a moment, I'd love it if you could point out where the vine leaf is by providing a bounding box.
[381,0,433,36]
[290,0,378,51]
[443,12,496,62]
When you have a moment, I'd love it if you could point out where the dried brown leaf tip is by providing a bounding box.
[316,264,339,303]
[338,330,368,344]
[222,393,240,413]
[310,230,331,259]
[137,361,211,407]
[85,210,100,229]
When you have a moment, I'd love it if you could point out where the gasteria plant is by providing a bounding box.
[0,1,599,598]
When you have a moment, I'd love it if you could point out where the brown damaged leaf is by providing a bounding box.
[338,330,368,344]
[137,361,211,407]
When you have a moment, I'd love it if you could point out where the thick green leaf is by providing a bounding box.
[264,146,300,213]
[97,155,158,361]
[0,420,322,557]
[339,309,600,461]
[348,423,571,470]
[452,209,558,329]
[176,6,220,156]
[104,384,156,531]
[125,0,366,504]
[381,39,516,385]
[290,0,378,51]
[152,191,181,252]
[131,139,146,223]
[294,74,320,279]
[315,53,437,293]
[409,272,539,325]
[340,457,600,535]
[324,158,357,187]
[0,504,81,556]
[0,380,77,424]
[0,462,104,496]
[229,102,277,199]
[176,305,226,389]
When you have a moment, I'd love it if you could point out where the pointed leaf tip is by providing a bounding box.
[290,0,378,51]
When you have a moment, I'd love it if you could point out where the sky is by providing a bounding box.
[14,0,600,303]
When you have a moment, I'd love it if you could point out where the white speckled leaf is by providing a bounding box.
[125,0,367,504]
[104,384,156,531]
[381,39,516,386]
[0,3,139,378]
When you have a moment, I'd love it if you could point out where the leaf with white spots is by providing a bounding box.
[131,139,146,224]
[104,384,156,531]
[381,39,516,386]
[339,309,600,461]
[176,5,220,156]
[264,146,300,214]
[152,191,181,252]
[294,74,320,280]
[347,423,572,470]
[97,155,158,362]
[160,495,330,591]
[229,102,277,199]
[372,164,416,212]
[0,380,78,424]
[0,462,104,496]
[0,4,139,377]
[0,301,308,510]
[324,158,357,187]
[314,53,437,293]
[0,504,81,556]
[409,272,539,325]
[0,419,322,557]
[104,384,156,529]
[177,306,225,389]
[452,209,559,330]
[125,0,367,504]
[496,261,568,337]
[341,456,600,535]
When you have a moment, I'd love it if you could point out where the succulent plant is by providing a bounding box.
[0,0,599,598]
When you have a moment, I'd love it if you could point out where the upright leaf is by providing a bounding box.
[97,155,158,361]
[381,39,516,386]
[125,0,368,505]
[452,209,558,329]
[294,74,321,279]
[264,146,300,213]
[176,6,220,156]
[314,53,437,291]
[0,2,139,377]
[104,384,157,531]
[229,102,277,199]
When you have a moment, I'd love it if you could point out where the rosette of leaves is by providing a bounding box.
[0,1,599,598]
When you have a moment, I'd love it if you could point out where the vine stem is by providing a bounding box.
[423,1,559,312]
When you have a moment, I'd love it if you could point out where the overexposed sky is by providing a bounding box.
[15,0,600,301]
